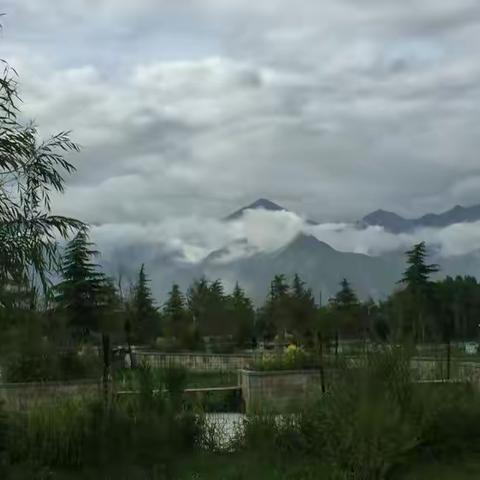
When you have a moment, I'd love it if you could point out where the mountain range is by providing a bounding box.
[101,198,480,305]
[360,204,480,233]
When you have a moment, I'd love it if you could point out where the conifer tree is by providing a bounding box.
[164,284,188,339]
[228,282,255,347]
[258,274,291,341]
[289,273,316,343]
[401,241,439,292]
[55,227,106,337]
[330,278,360,356]
[130,264,159,343]
[399,241,439,342]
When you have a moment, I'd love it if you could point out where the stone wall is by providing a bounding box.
[240,369,322,413]
[0,380,101,411]
[133,351,256,372]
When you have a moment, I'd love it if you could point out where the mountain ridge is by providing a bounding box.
[361,203,480,233]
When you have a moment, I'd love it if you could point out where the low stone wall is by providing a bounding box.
[240,369,322,413]
[0,380,101,411]
[133,351,256,372]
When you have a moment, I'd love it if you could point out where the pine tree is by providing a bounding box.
[330,278,360,356]
[270,274,290,300]
[206,279,229,337]
[130,264,159,344]
[55,228,120,396]
[290,273,316,343]
[228,282,255,347]
[333,278,359,311]
[401,241,439,292]
[259,274,291,341]
[164,284,188,339]
[187,277,210,332]
[55,227,106,337]
[399,242,439,342]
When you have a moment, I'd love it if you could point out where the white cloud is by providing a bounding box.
[3,0,480,229]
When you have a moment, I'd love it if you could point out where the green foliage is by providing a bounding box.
[54,228,111,337]
[252,346,318,371]
[6,371,203,475]
[128,264,160,343]
[0,61,81,290]
[228,283,255,347]
[400,241,439,292]
[186,278,233,338]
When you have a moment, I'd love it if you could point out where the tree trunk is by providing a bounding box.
[102,333,111,406]
[126,335,136,369]
[446,338,451,380]
[334,330,339,359]
[319,333,326,393]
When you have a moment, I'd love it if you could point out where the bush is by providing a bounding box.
[295,350,420,479]
[2,348,100,383]
[251,346,319,371]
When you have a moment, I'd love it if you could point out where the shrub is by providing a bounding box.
[251,346,319,371]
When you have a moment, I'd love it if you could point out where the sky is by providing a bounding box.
[2,0,480,262]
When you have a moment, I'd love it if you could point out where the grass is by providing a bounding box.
[393,457,480,479]
[6,351,480,479]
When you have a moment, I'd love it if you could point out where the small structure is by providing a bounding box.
[240,369,322,413]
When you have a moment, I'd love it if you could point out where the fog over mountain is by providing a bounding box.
[92,199,480,304]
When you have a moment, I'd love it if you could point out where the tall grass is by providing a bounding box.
[4,351,480,478]
[5,366,204,477]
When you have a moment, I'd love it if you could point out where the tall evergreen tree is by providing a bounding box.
[289,273,316,343]
[330,278,360,355]
[164,284,188,339]
[55,227,106,337]
[187,277,210,333]
[399,242,439,342]
[332,278,359,311]
[400,241,439,292]
[205,279,229,337]
[228,282,255,347]
[55,228,120,394]
[258,274,291,341]
[130,264,159,343]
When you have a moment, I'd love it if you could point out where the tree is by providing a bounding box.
[330,278,360,356]
[186,278,230,338]
[129,264,160,344]
[187,277,210,332]
[399,241,439,342]
[289,274,316,344]
[400,242,439,292]
[0,62,81,292]
[55,227,106,337]
[258,274,291,342]
[55,228,121,397]
[228,282,255,347]
[163,284,189,340]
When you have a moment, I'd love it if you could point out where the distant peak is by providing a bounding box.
[363,209,405,221]
[224,198,287,221]
[285,233,333,251]
[246,198,285,210]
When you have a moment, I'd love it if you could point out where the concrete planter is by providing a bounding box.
[240,369,322,413]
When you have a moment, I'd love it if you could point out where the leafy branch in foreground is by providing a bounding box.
[0,60,82,289]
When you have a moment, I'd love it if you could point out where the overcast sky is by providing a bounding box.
[3,0,480,226]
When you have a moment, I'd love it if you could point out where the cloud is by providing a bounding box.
[87,205,480,279]
[3,0,480,231]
